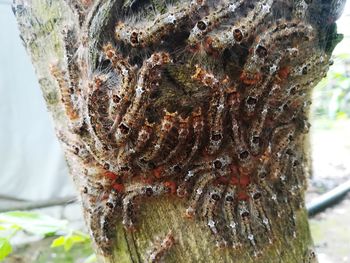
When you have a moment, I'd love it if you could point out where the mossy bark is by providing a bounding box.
[13,0,345,262]
[109,198,312,263]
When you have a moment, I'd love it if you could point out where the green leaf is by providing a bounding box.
[0,237,12,261]
[51,236,66,248]
[70,232,90,242]
[0,211,67,236]
[70,235,86,242]
[51,233,90,252]
[64,237,74,251]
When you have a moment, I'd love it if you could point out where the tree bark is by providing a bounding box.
[13,0,346,262]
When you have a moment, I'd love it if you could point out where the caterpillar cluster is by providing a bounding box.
[45,0,342,259]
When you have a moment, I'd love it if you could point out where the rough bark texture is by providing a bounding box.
[13,0,345,262]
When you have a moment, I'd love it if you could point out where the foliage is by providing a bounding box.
[51,231,90,251]
[312,53,350,120]
[0,211,94,262]
[0,238,12,261]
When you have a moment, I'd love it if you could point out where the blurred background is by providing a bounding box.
[307,2,350,262]
[0,1,349,262]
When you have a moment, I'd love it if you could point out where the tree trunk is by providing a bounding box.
[13,0,346,262]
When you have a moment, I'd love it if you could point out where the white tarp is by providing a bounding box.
[0,3,74,201]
